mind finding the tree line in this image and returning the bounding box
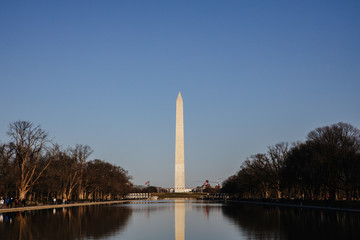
[0,120,132,203]
[221,122,360,201]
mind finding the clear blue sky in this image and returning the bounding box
[1,1,359,188]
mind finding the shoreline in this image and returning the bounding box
[3,198,360,214]
[0,200,129,213]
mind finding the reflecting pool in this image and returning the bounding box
[1,200,360,239]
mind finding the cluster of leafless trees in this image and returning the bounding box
[222,122,360,201]
[0,121,132,202]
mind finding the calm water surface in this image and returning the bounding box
[1,200,360,239]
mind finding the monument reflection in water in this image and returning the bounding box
[175,199,185,240]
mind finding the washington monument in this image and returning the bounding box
[175,92,185,192]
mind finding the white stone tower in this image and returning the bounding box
[175,92,185,192]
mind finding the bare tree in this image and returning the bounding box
[85,159,132,200]
[306,122,360,200]
[41,145,82,200]
[70,144,93,199]
[0,143,16,195]
[7,121,52,200]
[267,142,289,198]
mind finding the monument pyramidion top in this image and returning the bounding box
[177,92,183,102]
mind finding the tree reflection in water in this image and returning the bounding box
[222,203,360,239]
[0,205,132,240]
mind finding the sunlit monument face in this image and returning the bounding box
[175,92,185,192]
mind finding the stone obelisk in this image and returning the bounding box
[175,92,185,192]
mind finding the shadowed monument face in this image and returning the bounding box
[175,92,185,192]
